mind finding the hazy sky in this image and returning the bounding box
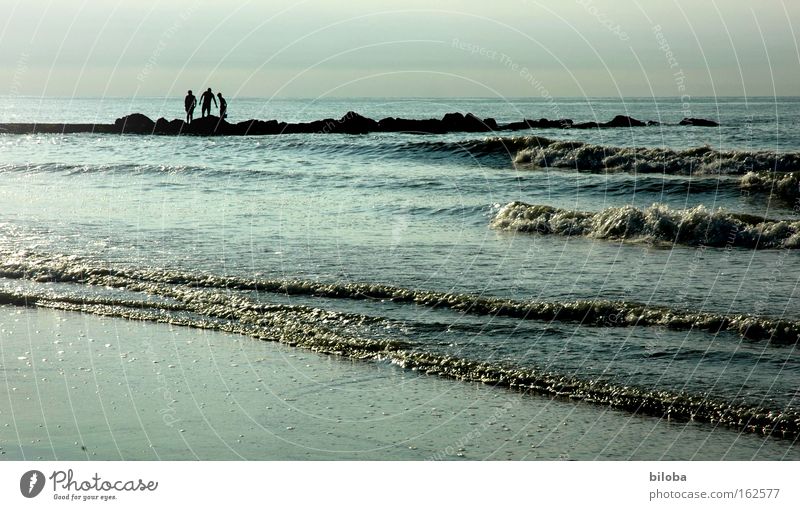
[2,0,798,98]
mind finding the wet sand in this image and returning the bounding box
[1,306,797,460]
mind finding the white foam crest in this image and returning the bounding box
[491,201,800,249]
[514,141,800,175]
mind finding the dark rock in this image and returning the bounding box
[154,117,169,129]
[647,120,660,126]
[2,111,668,136]
[154,117,185,135]
[378,117,445,134]
[463,113,490,132]
[534,118,571,128]
[184,115,230,135]
[441,112,466,127]
[679,117,719,127]
[168,119,186,133]
[377,117,398,131]
[499,118,572,130]
[281,118,340,134]
[440,112,491,132]
[411,119,447,134]
[336,111,380,134]
[233,119,283,135]
[602,115,647,128]
[309,119,338,133]
[115,113,155,134]
[498,120,529,130]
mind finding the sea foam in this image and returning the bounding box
[491,201,800,249]
[1,247,799,438]
[512,139,800,174]
[2,248,799,344]
[0,283,798,440]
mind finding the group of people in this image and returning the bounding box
[184,88,227,124]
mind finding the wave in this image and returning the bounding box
[381,135,800,175]
[512,139,800,175]
[374,135,800,178]
[0,162,217,176]
[575,175,740,196]
[2,249,799,344]
[397,138,800,196]
[398,137,800,200]
[7,137,800,188]
[741,171,800,201]
[491,201,800,249]
[0,277,797,440]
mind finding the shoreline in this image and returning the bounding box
[1,249,798,442]
[1,306,796,460]
[0,112,718,136]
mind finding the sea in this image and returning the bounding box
[1,96,798,459]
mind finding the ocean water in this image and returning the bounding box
[1,96,799,458]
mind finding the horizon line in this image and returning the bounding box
[2,94,800,100]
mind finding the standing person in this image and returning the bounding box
[184,90,197,124]
[217,92,227,119]
[200,88,217,118]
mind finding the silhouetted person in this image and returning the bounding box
[200,87,217,118]
[217,92,227,119]
[184,90,197,124]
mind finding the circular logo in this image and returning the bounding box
[20,470,46,498]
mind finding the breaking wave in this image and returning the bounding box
[396,137,800,197]
[0,162,223,177]
[382,135,800,175]
[741,171,800,201]
[491,201,800,249]
[2,249,799,345]
[1,248,799,438]
[0,277,798,440]
[6,137,800,185]
[512,138,800,175]
[378,135,800,177]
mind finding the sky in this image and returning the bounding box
[2,0,799,98]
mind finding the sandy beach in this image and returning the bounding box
[1,306,796,461]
